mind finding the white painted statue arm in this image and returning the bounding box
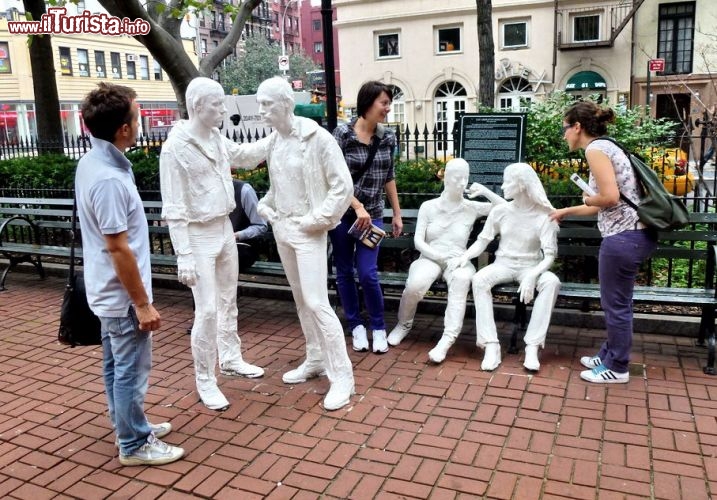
[517,219,559,303]
[466,183,506,206]
[517,250,555,304]
[299,137,352,232]
[226,135,271,170]
[413,205,443,262]
[448,233,491,271]
[159,149,198,286]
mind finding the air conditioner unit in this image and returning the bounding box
[126,54,138,62]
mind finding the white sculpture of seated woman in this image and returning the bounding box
[450,162,561,372]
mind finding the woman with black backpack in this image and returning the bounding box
[550,101,657,384]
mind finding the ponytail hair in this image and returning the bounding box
[563,100,615,137]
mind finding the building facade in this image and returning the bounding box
[0,0,195,143]
[299,0,341,93]
[333,0,716,149]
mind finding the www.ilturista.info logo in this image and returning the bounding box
[7,7,150,36]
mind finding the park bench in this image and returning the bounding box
[367,208,717,374]
[0,197,175,290]
[5,196,717,373]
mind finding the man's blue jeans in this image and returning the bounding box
[100,307,152,455]
[329,215,385,331]
[597,229,657,373]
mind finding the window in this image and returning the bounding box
[436,26,461,53]
[59,47,72,76]
[201,39,207,57]
[126,59,136,80]
[94,51,106,78]
[139,55,149,80]
[573,14,600,42]
[657,2,695,75]
[314,42,323,53]
[153,60,162,80]
[110,52,121,78]
[312,19,321,31]
[0,42,11,74]
[387,85,405,125]
[77,48,90,77]
[497,77,533,112]
[376,32,400,59]
[434,81,467,152]
[502,21,528,49]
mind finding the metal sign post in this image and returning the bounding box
[646,59,665,108]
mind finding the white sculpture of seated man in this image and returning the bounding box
[450,162,560,372]
[386,158,505,363]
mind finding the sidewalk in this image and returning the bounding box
[1,271,716,499]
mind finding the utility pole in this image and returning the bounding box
[321,0,337,132]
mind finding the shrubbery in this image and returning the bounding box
[0,92,676,206]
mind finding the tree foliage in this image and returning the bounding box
[217,34,319,95]
[90,0,264,115]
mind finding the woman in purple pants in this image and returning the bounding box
[551,101,657,384]
[330,81,403,354]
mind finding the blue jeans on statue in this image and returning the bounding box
[329,214,386,332]
[100,307,153,456]
[597,229,657,373]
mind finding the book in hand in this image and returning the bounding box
[570,173,597,196]
[348,219,386,249]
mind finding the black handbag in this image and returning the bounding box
[58,200,102,347]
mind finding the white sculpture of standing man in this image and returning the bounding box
[450,163,560,372]
[387,158,505,363]
[160,77,268,411]
[255,76,355,411]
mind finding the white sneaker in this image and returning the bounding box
[352,325,369,352]
[523,345,540,371]
[428,336,454,364]
[387,321,413,346]
[220,359,265,378]
[115,422,172,447]
[282,361,326,384]
[323,380,355,411]
[197,382,230,411]
[580,364,629,384]
[481,343,502,371]
[580,355,602,369]
[372,329,388,354]
[119,434,185,466]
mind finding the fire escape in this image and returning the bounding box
[556,0,645,50]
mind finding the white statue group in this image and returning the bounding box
[160,75,560,413]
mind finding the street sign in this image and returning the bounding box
[649,58,665,72]
[278,55,290,71]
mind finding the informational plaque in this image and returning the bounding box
[457,113,527,191]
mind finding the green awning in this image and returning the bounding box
[565,71,607,91]
[294,103,325,119]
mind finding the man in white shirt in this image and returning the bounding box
[255,77,355,411]
[160,77,269,411]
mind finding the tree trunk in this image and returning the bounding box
[98,0,263,117]
[476,0,495,109]
[22,0,63,153]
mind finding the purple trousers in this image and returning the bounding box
[597,229,657,373]
[329,214,385,331]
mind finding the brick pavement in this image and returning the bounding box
[1,271,716,499]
